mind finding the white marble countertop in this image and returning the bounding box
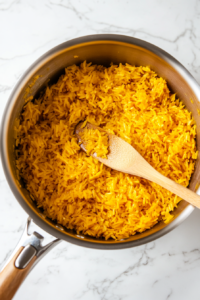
[1,0,200,299]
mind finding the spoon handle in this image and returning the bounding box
[128,160,200,209]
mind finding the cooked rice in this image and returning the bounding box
[15,61,197,240]
[80,127,109,159]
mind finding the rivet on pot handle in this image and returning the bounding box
[0,217,61,300]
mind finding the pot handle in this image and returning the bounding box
[0,217,61,300]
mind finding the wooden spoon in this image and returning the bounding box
[76,122,200,209]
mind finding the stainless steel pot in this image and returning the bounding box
[1,34,200,299]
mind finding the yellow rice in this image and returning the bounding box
[15,61,197,240]
[80,127,109,159]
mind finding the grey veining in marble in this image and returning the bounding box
[1,0,200,299]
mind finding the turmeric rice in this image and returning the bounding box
[79,127,109,159]
[15,61,197,240]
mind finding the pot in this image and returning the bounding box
[1,34,200,299]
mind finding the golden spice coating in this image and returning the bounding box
[80,127,109,159]
[15,61,197,240]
